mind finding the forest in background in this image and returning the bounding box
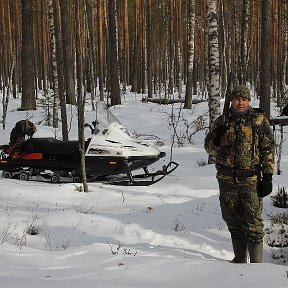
[0,0,287,129]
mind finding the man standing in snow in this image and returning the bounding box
[204,85,275,263]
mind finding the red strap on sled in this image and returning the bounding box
[11,153,42,160]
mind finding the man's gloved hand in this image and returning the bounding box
[257,173,273,198]
[213,125,228,146]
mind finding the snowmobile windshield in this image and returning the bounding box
[93,101,121,134]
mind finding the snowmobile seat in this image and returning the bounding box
[21,138,79,155]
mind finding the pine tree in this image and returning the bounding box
[21,0,36,110]
[108,0,121,106]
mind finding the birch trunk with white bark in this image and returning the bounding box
[184,0,195,109]
[48,0,59,129]
[207,0,221,126]
[240,0,250,84]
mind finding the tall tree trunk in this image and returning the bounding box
[207,0,221,126]
[1,0,14,128]
[175,1,182,98]
[184,0,195,109]
[60,0,76,105]
[39,0,49,94]
[48,0,59,128]
[146,0,152,98]
[259,0,272,119]
[168,0,174,96]
[123,0,129,89]
[140,0,146,94]
[286,1,288,86]
[240,0,250,84]
[2,56,15,130]
[108,0,121,106]
[21,0,36,110]
[218,0,227,91]
[75,0,88,192]
[53,0,69,141]
[85,0,97,101]
[97,0,104,101]
[11,0,20,100]
[283,1,288,99]
[131,1,138,93]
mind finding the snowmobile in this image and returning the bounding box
[0,102,178,185]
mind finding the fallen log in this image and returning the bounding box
[141,98,207,105]
[269,116,288,127]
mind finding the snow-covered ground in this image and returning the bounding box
[0,92,287,288]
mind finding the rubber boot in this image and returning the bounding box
[230,238,248,263]
[248,241,263,263]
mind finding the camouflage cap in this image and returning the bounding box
[230,85,251,101]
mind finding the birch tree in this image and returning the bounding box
[53,0,69,140]
[48,0,68,141]
[48,0,59,128]
[206,0,221,126]
[75,0,88,192]
[240,0,250,84]
[184,0,195,109]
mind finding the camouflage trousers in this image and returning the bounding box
[218,177,264,243]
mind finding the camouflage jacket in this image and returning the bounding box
[204,107,275,180]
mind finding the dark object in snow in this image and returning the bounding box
[269,103,288,127]
[280,104,288,116]
[0,102,178,186]
[9,120,36,145]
